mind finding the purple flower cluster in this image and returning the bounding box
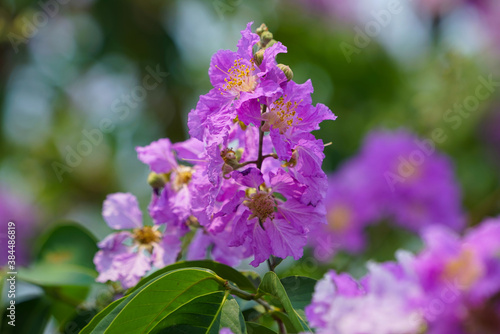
[93,22,335,287]
[305,216,500,334]
[309,129,465,261]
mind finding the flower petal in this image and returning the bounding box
[102,193,143,230]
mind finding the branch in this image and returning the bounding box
[256,105,267,170]
[237,154,278,169]
[225,282,273,311]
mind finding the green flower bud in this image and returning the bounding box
[261,31,273,44]
[147,172,167,190]
[256,23,268,36]
[265,39,277,49]
[277,64,293,81]
[253,49,265,66]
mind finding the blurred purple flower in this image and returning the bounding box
[309,129,464,261]
[0,187,37,267]
[306,217,500,333]
[360,129,465,232]
[305,251,425,334]
[414,218,500,332]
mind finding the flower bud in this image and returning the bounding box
[256,23,268,36]
[147,172,167,190]
[278,64,293,81]
[261,31,273,45]
[265,39,277,48]
[253,49,265,66]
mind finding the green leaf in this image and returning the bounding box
[219,297,247,334]
[18,263,96,287]
[80,297,124,334]
[129,260,258,294]
[83,268,247,334]
[271,311,297,334]
[280,276,316,310]
[257,272,304,333]
[35,223,98,268]
[280,276,317,332]
[246,322,278,334]
[149,292,246,334]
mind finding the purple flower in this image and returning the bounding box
[188,22,287,147]
[413,218,500,332]
[262,79,336,161]
[0,186,37,267]
[305,251,425,334]
[94,193,181,289]
[307,217,500,333]
[135,22,335,268]
[136,138,178,174]
[219,328,234,334]
[199,168,325,267]
[360,129,465,232]
[136,138,204,234]
[308,129,465,261]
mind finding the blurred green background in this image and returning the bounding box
[1,0,499,332]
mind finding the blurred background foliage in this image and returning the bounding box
[1,0,500,332]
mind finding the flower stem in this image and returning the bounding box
[274,316,287,334]
[225,282,273,311]
[267,255,283,272]
[267,258,274,272]
[256,105,267,170]
[237,154,278,169]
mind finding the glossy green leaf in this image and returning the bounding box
[82,268,247,334]
[257,272,304,333]
[149,292,246,334]
[80,297,124,334]
[129,260,257,294]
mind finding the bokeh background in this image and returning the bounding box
[1,0,500,332]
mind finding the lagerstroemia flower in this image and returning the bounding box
[183,22,335,267]
[95,22,335,274]
[362,129,465,232]
[188,22,287,147]
[308,128,465,261]
[306,217,500,334]
[136,138,204,235]
[305,251,425,334]
[414,218,500,333]
[94,193,181,289]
